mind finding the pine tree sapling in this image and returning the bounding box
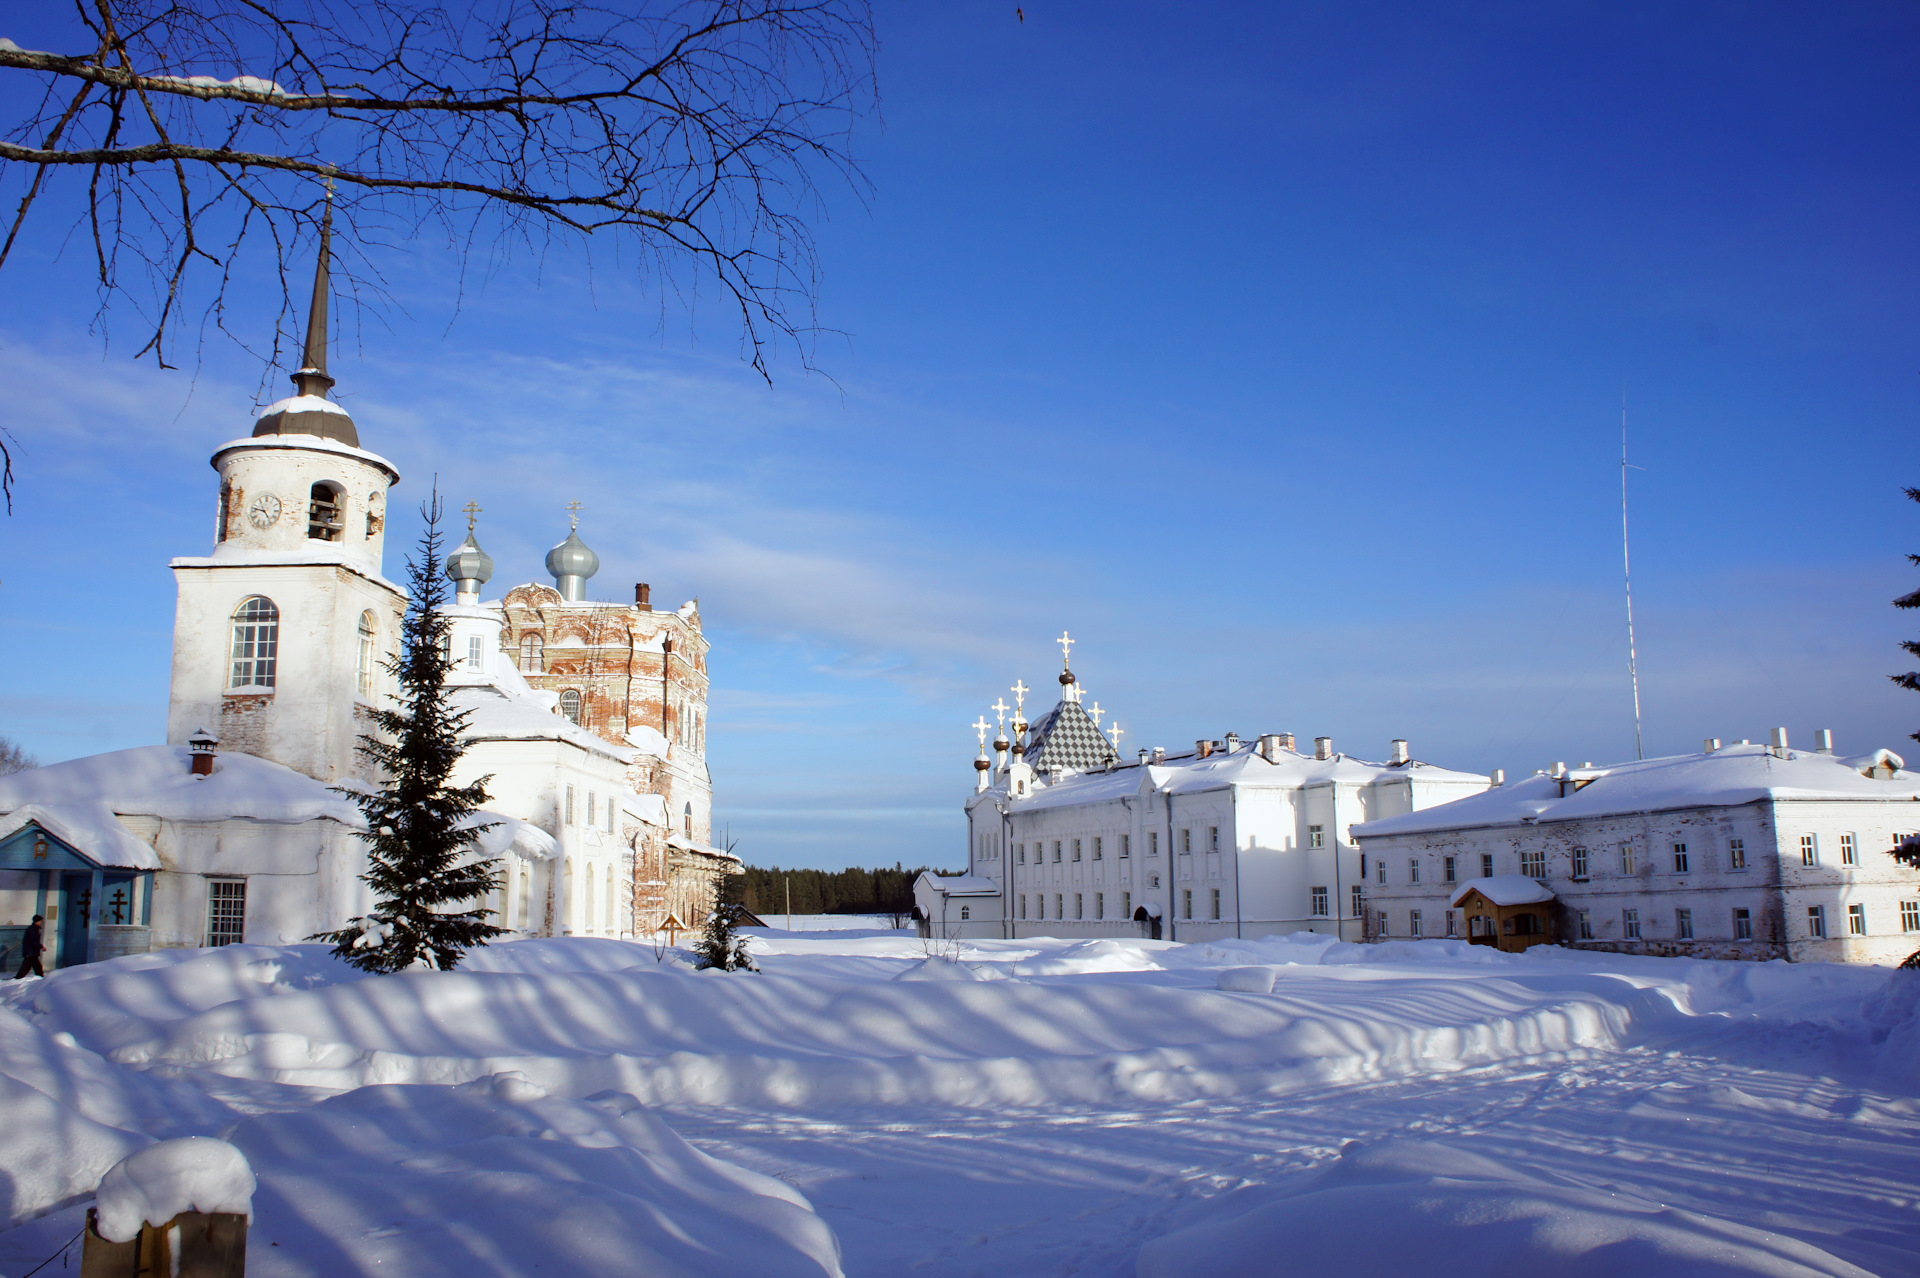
[1892,485,1920,968]
[693,874,758,972]
[315,492,506,972]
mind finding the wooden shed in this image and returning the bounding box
[1451,875,1556,953]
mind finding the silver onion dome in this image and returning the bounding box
[546,528,600,602]
[445,532,495,602]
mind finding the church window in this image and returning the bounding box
[684,803,693,838]
[1148,832,1158,857]
[1074,893,1083,920]
[1409,858,1421,884]
[356,612,377,695]
[1093,836,1103,861]
[520,634,544,672]
[606,798,615,834]
[584,870,596,935]
[1052,840,1061,863]
[565,786,575,824]
[1120,835,1130,858]
[1072,839,1081,862]
[307,482,345,541]
[1019,895,1027,920]
[960,905,970,921]
[1122,891,1131,917]
[1017,843,1025,864]
[587,792,596,828]
[1351,884,1363,918]
[1095,892,1104,918]
[1211,888,1221,920]
[1182,889,1192,920]
[1181,828,1191,854]
[560,689,583,725]
[467,636,484,670]
[1308,825,1324,848]
[1310,886,1328,916]
[228,597,279,689]
[1055,893,1063,919]
[1209,826,1219,852]
[206,879,246,946]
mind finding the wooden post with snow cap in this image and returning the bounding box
[84,1138,253,1277]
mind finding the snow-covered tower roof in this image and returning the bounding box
[1023,698,1120,773]
[546,504,601,602]
[252,200,359,447]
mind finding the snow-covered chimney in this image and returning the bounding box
[1314,737,1332,761]
[189,727,218,777]
[1815,729,1834,754]
[1152,746,1166,765]
[1224,732,1241,753]
[1703,738,1722,753]
[635,583,652,610]
[1138,748,1150,766]
[1390,739,1409,765]
[1257,734,1284,762]
[1491,769,1505,787]
[1770,727,1790,758]
[1195,740,1213,760]
[1551,761,1567,779]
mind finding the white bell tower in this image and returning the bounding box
[166,205,408,783]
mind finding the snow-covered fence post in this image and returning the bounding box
[83,1137,254,1276]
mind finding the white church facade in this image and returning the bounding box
[915,643,1492,942]
[1,224,731,972]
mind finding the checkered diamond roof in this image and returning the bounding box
[1023,697,1118,774]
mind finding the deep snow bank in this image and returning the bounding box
[1136,1138,1872,1278]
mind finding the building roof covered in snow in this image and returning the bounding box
[1451,875,1556,908]
[0,745,363,827]
[1023,698,1119,774]
[914,872,1003,898]
[1354,743,1920,840]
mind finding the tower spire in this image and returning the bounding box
[292,189,336,400]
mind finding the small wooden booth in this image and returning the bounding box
[1451,875,1556,953]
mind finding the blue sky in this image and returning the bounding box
[3,2,1918,870]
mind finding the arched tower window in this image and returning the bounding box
[308,482,344,541]
[356,612,377,696]
[683,802,693,838]
[229,597,280,689]
[217,482,233,542]
[520,634,544,673]
[560,688,582,725]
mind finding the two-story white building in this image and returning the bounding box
[1352,732,1920,964]
[916,654,1490,941]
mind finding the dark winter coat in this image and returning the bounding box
[22,920,43,957]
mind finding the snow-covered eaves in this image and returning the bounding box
[624,792,669,828]
[1355,743,1920,840]
[914,872,1001,897]
[169,543,405,596]
[208,432,399,482]
[0,805,161,870]
[1006,745,1488,812]
[450,685,635,763]
[668,835,741,865]
[0,745,363,827]
[1451,875,1555,908]
[459,811,559,863]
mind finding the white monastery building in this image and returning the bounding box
[1,227,732,972]
[1353,733,1920,964]
[915,637,1491,941]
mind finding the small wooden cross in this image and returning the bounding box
[462,499,482,532]
[566,499,584,530]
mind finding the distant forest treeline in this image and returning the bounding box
[738,864,937,917]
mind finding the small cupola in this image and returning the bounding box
[188,727,219,776]
[545,502,600,602]
[445,501,496,605]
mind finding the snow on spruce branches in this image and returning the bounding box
[315,491,504,972]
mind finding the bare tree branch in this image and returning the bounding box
[0,0,876,506]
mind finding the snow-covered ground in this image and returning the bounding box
[3,931,1918,1276]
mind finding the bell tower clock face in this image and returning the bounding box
[247,493,282,529]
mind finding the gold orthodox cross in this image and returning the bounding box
[973,716,990,746]
[991,698,1009,728]
[566,499,584,530]
[1088,701,1103,726]
[462,499,482,532]
[1057,630,1074,669]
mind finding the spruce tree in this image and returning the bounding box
[315,492,506,972]
[1892,486,1920,968]
[692,874,757,972]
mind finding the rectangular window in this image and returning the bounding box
[1120,835,1131,859]
[1672,843,1689,874]
[1676,908,1693,940]
[1209,827,1220,852]
[1848,904,1866,936]
[1075,893,1084,920]
[1310,886,1329,916]
[1410,909,1423,937]
[1620,843,1636,875]
[1352,884,1364,919]
[1017,843,1025,864]
[1571,846,1589,879]
[1095,892,1104,919]
[1020,895,1028,920]
[607,799,615,834]
[1623,908,1641,940]
[1376,859,1387,884]
[1308,825,1324,848]
[1577,909,1593,941]
[587,792,596,828]
[1733,907,1752,940]
[1072,839,1082,862]
[1807,905,1827,938]
[1053,841,1062,863]
[1149,831,1159,857]
[1903,901,1920,933]
[565,786,575,825]
[206,879,247,947]
[1728,838,1746,870]
[1378,909,1390,936]
[1182,889,1193,920]
[1123,891,1131,918]
[1801,834,1818,867]
[467,635,483,669]
[1445,909,1457,937]
[1444,855,1457,883]
[1409,858,1421,884]
[1520,849,1545,878]
[1056,893,1064,919]
[1481,853,1495,878]
[1182,829,1192,854]
[1841,833,1857,866]
[1093,836,1103,861]
[1211,888,1221,920]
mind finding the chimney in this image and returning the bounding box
[635,582,652,610]
[1552,761,1567,779]
[1770,727,1790,757]
[188,727,219,776]
[1390,739,1409,765]
[1815,729,1834,754]
[1314,736,1332,761]
[1138,748,1150,766]
[1152,746,1166,765]
[1491,768,1505,787]
[1224,732,1240,753]
[1703,738,1721,753]
[1278,732,1296,752]
[1256,733,1283,762]
[1195,740,1213,759]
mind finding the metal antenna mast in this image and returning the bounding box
[1621,396,1645,760]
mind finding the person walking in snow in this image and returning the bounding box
[13,915,45,979]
